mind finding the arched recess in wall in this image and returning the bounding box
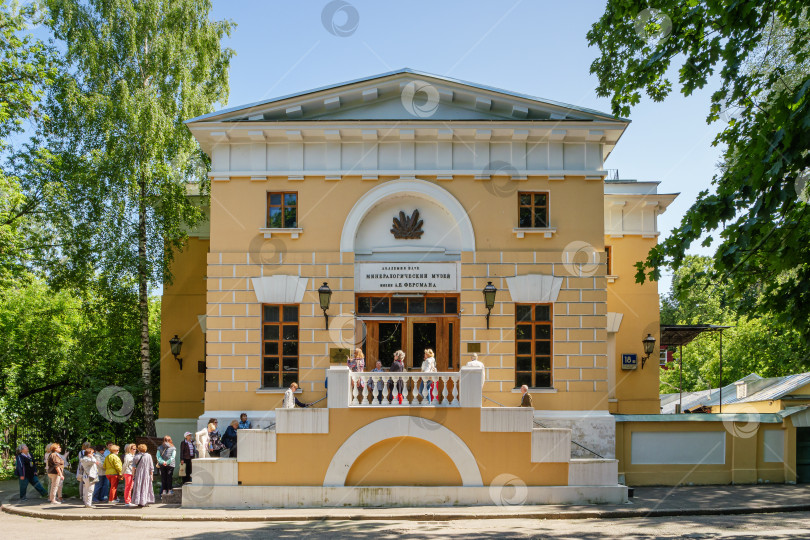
[339,178,476,254]
[323,416,483,487]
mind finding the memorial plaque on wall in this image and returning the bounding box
[355,262,460,292]
[330,348,350,363]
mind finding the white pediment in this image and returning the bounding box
[187,69,624,125]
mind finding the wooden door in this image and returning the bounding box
[363,320,405,369]
[406,317,459,371]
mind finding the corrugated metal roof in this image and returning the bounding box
[745,372,810,403]
[660,372,810,413]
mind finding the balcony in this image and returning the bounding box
[329,366,483,409]
[348,371,460,406]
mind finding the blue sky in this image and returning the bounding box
[211,0,723,293]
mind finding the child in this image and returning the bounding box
[103,444,123,502]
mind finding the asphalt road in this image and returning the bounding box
[2,510,810,538]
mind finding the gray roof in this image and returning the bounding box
[661,372,810,413]
[186,68,626,124]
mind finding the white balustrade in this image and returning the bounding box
[349,371,462,407]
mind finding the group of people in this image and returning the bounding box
[204,413,252,457]
[345,347,442,404]
[14,432,201,509]
[75,436,181,508]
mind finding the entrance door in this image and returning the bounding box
[411,320,437,370]
[407,317,459,371]
[364,320,404,368]
[357,294,459,371]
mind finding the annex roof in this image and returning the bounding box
[660,324,731,348]
[661,372,810,414]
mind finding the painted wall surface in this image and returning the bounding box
[159,236,208,418]
[616,420,791,486]
[237,408,569,487]
[345,436,463,486]
[203,174,610,412]
[605,236,662,414]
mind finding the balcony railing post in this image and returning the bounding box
[327,366,350,409]
[459,366,483,408]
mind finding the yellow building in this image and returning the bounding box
[159,69,687,507]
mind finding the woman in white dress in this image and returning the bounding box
[420,349,437,403]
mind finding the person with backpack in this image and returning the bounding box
[15,444,47,501]
[78,447,100,508]
[207,419,225,457]
[156,436,176,496]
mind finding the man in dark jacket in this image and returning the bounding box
[181,432,198,484]
[222,420,239,458]
[15,444,47,501]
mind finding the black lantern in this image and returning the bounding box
[169,334,183,370]
[318,282,332,329]
[482,281,497,329]
[641,333,656,369]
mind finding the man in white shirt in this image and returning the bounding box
[464,353,486,387]
[283,382,309,409]
[465,353,484,369]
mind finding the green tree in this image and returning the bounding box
[0,276,161,470]
[45,0,233,434]
[660,256,810,394]
[0,0,57,280]
[588,2,810,337]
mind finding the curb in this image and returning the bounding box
[3,502,810,522]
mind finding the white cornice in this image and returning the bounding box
[209,170,607,180]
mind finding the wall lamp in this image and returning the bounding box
[169,334,183,370]
[641,333,657,369]
[482,281,497,329]
[318,282,332,329]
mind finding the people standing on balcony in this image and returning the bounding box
[389,350,406,404]
[283,381,310,408]
[369,360,385,403]
[421,349,438,402]
[348,348,365,397]
[130,444,155,508]
[238,413,252,429]
[348,348,365,372]
[520,385,533,407]
[207,419,225,457]
[222,420,239,458]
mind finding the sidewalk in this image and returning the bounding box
[2,484,809,521]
